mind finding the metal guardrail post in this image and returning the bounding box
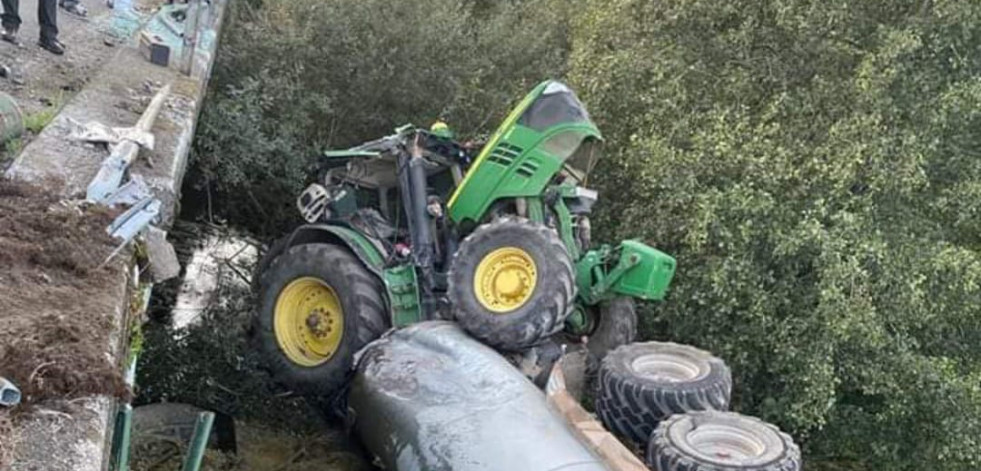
[180,411,215,471]
[181,0,203,76]
[111,404,134,471]
[86,84,171,203]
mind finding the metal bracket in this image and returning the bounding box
[383,264,423,328]
[104,174,152,207]
[589,253,641,301]
[108,196,162,242]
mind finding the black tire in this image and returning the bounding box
[448,217,575,350]
[596,342,732,446]
[586,297,637,362]
[254,243,387,396]
[251,236,290,294]
[647,411,801,471]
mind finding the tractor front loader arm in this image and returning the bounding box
[575,241,676,306]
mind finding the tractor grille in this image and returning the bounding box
[487,143,524,167]
[516,160,540,178]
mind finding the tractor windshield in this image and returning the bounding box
[519,82,602,182]
[518,82,592,131]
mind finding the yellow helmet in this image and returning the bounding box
[430,120,454,139]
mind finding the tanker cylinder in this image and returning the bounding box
[348,322,609,471]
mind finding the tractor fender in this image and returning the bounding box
[282,223,388,278]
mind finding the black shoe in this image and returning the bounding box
[1,28,21,47]
[38,37,65,55]
[60,2,88,17]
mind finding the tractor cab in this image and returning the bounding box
[304,81,605,230]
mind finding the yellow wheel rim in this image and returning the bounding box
[274,277,344,367]
[473,247,538,313]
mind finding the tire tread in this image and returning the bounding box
[253,243,387,396]
[596,342,733,446]
[646,411,801,471]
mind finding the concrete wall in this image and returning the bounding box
[4,1,229,469]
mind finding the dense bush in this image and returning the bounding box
[191,0,981,469]
[191,0,572,234]
[570,1,981,469]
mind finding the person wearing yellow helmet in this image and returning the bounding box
[430,120,454,140]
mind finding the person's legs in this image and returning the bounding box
[37,0,63,54]
[38,0,57,40]
[1,0,21,33]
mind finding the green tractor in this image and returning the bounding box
[253,81,677,394]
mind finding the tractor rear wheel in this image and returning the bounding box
[254,243,387,396]
[448,217,575,351]
[596,342,732,446]
[647,411,801,471]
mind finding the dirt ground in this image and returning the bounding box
[0,178,130,465]
[0,0,117,151]
[0,0,167,165]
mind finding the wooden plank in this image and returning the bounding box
[547,359,651,471]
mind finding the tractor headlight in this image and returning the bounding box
[297,183,331,223]
[565,186,598,214]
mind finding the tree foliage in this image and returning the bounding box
[192,0,572,234]
[569,1,981,469]
[192,0,981,469]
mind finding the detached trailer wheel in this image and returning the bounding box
[254,243,387,396]
[596,342,732,445]
[448,217,575,350]
[647,411,801,471]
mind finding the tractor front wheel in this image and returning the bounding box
[448,217,575,351]
[582,297,638,363]
[254,243,387,396]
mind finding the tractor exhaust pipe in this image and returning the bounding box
[398,138,437,302]
[408,157,434,268]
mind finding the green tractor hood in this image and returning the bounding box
[448,81,604,224]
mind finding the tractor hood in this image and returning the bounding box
[448,80,605,224]
[516,81,604,177]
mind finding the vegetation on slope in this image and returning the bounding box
[192,1,981,469]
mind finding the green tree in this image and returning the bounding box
[569,0,981,469]
[191,0,573,234]
[191,0,981,468]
